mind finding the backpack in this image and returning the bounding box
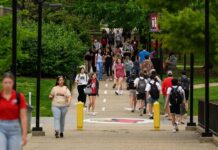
[127,74,136,90]
[149,82,160,100]
[137,78,146,94]
[180,77,190,90]
[169,87,184,105]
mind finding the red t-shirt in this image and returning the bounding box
[0,90,27,120]
[162,77,173,96]
[91,79,97,94]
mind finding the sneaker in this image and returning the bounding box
[149,116,154,119]
[60,133,64,138]
[143,109,147,114]
[120,90,123,95]
[55,131,59,138]
[112,84,116,89]
[131,110,135,113]
[115,91,119,95]
[175,125,179,132]
[172,128,177,133]
[92,112,96,116]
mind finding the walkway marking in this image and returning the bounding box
[84,118,153,125]
[101,107,106,111]
[105,83,108,87]
[104,90,108,94]
[103,98,107,103]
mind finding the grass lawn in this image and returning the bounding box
[193,86,218,115]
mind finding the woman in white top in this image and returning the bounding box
[95,49,104,80]
[75,67,89,105]
[49,76,72,138]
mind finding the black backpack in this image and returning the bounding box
[169,87,184,105]
[180,77,190,90]
[149,82,160,100]
[127,75,136,90]
[137,78,146,94]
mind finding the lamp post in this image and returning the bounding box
[32,0,44,135]
[202,0,212,137]
[32,0,62,136]
[187,53,196,127]
[12,0,17,89]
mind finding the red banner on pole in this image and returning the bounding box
[150,13,159,32]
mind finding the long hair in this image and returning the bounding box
[55,75,67,86]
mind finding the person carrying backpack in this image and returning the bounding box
[179,71,190,124]
[146,74,161,119]
[165,78,187,133]
[127,71,137,112]
[134,71,147,116]
[0,73,27,150]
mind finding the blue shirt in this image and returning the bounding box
[138,50,150,64]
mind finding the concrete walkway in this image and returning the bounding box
[194,83,218,89]
[24,81,217,150]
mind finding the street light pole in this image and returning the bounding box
[202,0,212,137]
[12,0,17,89]
[32,0,44,135]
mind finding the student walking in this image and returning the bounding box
[146,74,161,119]
[124,56,133,78]
[134,71,147,116]
[162,70,173,119]
[0,73,27,150]
[165,78,187,133]
[127,71,137,112]
[114,58,126,95]
[87,73,99,116]
[49,76,72,138]
[95,49,104,81]
[179,71,190,124]
[105,47,113,81]
[75,67,89,105]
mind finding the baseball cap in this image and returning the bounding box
[167,70,173,76]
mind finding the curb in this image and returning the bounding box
[196,126,218,147]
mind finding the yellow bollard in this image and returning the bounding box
[77,102,84,130]
[153,101,160,130]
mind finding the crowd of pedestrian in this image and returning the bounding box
[81,29,189,133]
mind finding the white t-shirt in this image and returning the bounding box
[50,86,71,107]
[134,77,147,94]
[167,86,186,104]
[75,73,89,85]
[145,80,161,92]
[96,54,103,62]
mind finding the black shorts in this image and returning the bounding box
[137,93,146,101]
[184,90,189,100]
[88,93,97,96]
[170,104,181,115]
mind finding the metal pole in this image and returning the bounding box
[148,32,151,52]
[32,0,43,132]
[202,0,212,137]
[187,53,196,126]
[160,44,163,80]
[184,53,187,71]
[12,0,17,89]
